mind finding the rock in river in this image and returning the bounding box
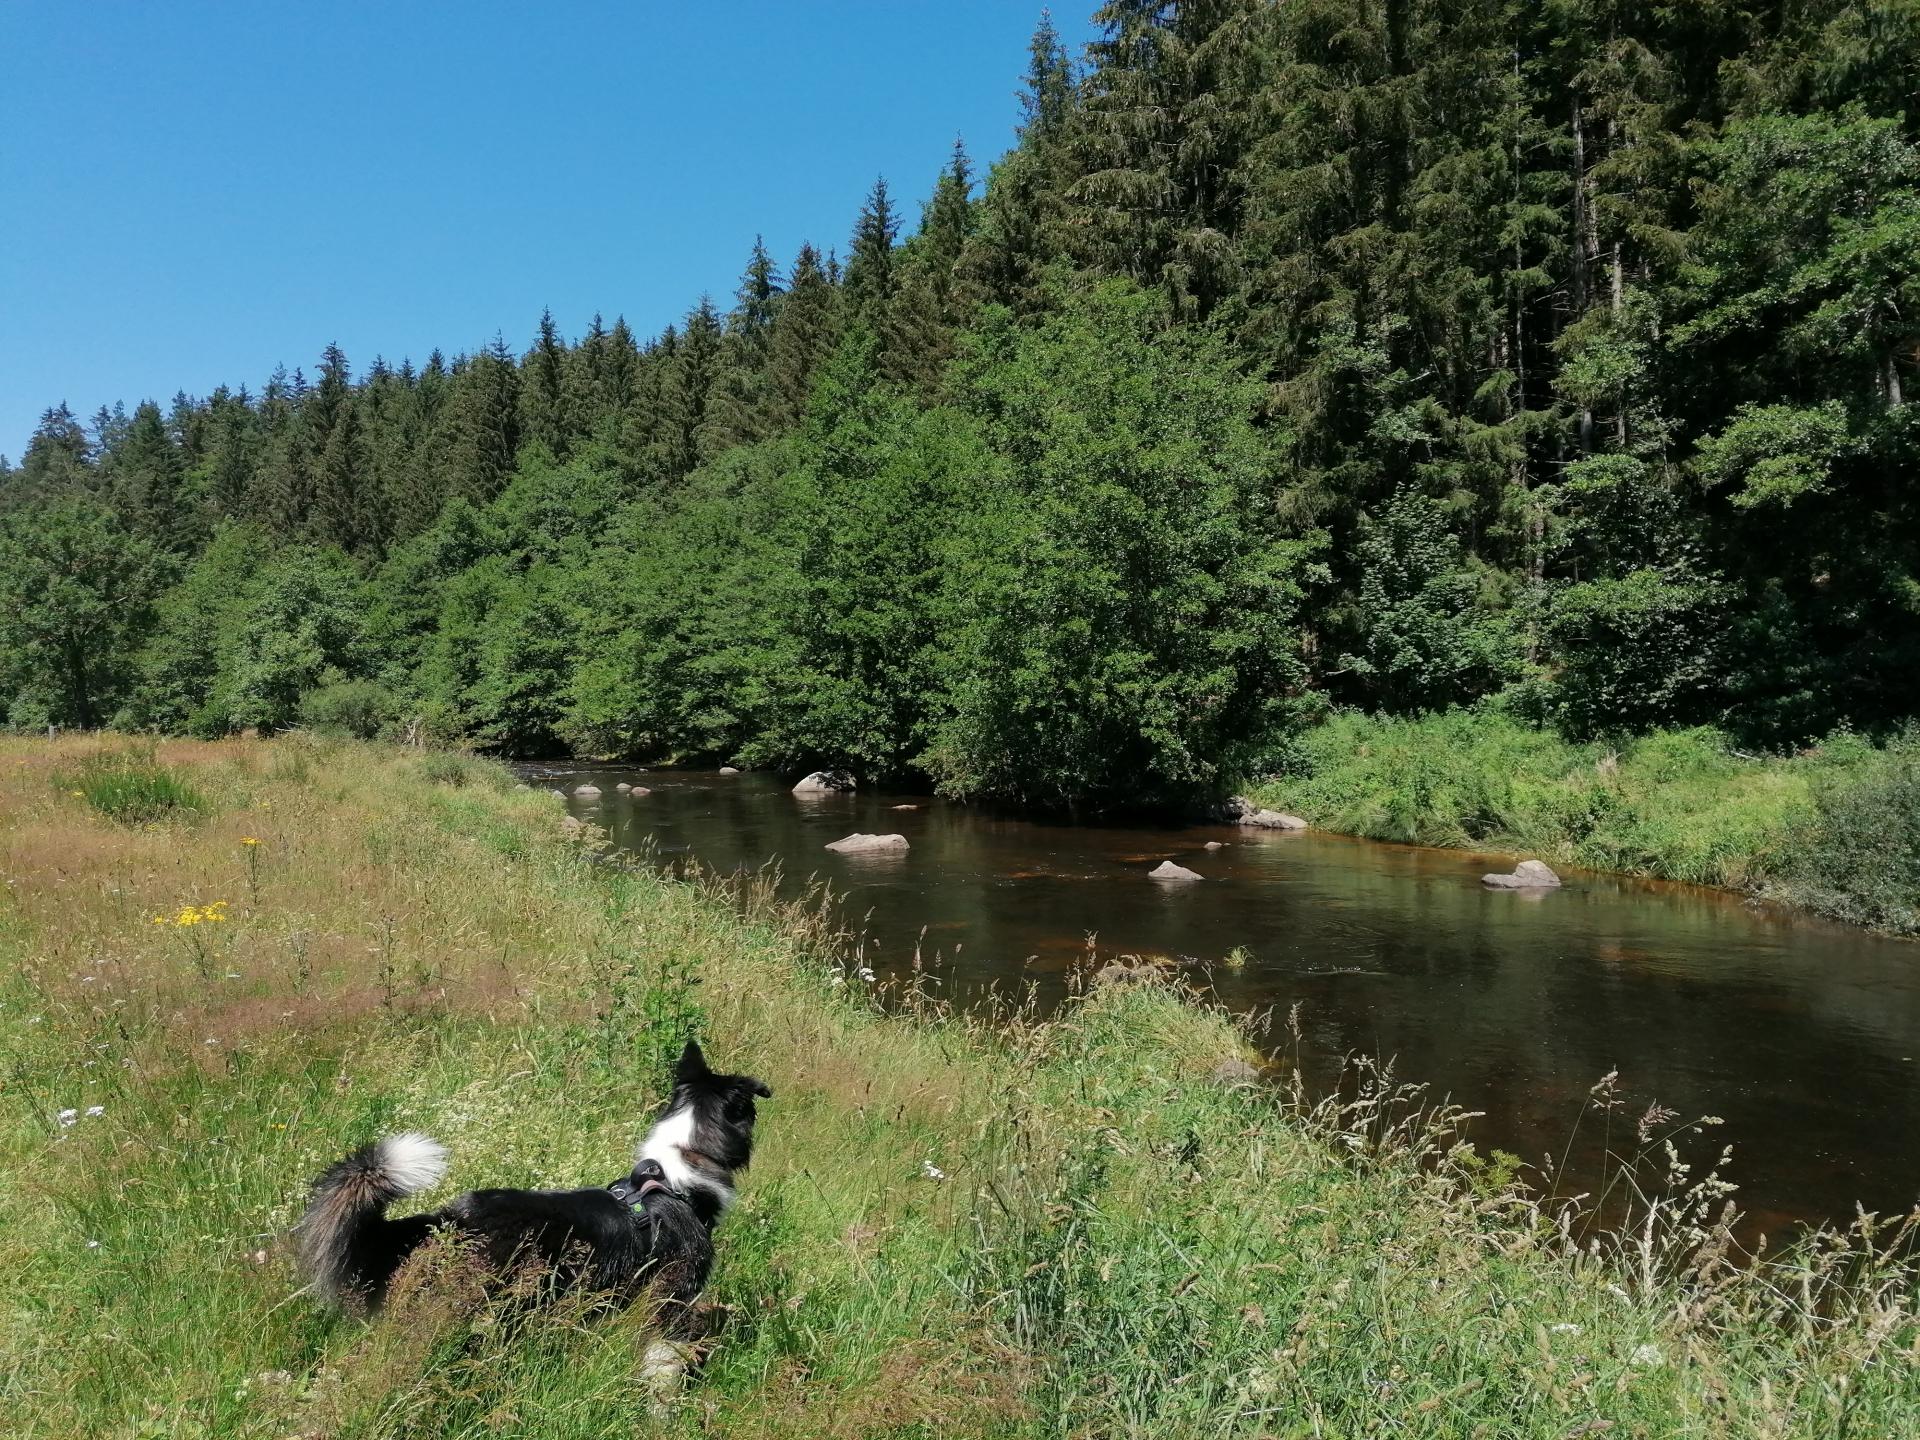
[793,769,856,795]
[1482,859,1562,889]
[1150,860,1204,881]
[573,784,602,799]
[1241,808,1307,830]
[616,782,631,793]
[826,832,909,854]
[718,766,741,775]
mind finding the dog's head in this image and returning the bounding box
[636,1041,772,1224]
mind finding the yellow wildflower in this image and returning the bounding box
[241,837,260,847]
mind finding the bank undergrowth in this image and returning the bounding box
[1249,708,1920,935]
[1,736,1915,1437]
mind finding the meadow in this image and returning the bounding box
[1,735,1915,1437]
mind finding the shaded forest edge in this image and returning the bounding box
[5,5,1919,920]
[3,734,1916,1437]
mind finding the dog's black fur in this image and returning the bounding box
[296,1041,770,1321]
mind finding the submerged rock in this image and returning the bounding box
[616,782,631,793]
[1210,1057,1261,1086]
[1203,840,1226,851]
[628,786,652,797]
[1241,809,1307,830]
[825,832,909,854]
[1093,960,1160,986]
[1150,860,1204,881]
[793,768,856,795]
[574,784,602,799]
[1482,859,1562,889]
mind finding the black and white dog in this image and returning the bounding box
[296,1040,770,1351]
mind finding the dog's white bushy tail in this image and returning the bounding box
[297,1132,447,1307]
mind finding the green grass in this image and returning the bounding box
[49,744,209,825]
[1249,708,1920,931]
[1,736,1915,1437]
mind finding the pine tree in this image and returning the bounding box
[109,400,192,549]
[843,178,900,336]
[302,343,372,549]
[16,403,93,499]
[667,296,724,472]
[704,238,787,451]
[519,308,576,459]
[439,336,521,506]
[766,243,843,427]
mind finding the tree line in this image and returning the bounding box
[4,1,1917,807]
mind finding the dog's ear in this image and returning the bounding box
[746,1076,772,1100]
[675,1039,710,1084]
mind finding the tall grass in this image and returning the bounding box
[1250,708,1920,928]
[0,736,1914,1437]
[49,743,208,825]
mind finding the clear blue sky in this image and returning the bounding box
[0,2,1095,460]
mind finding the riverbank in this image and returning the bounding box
[1246,708,1920,935]
[3,736,1915,1437]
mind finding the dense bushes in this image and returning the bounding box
[1770,731,1920,933]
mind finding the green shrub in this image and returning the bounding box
[296,676,398,739]
[1771,732,1920,933]
[52,748,207,825]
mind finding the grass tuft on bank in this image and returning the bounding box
[1250,707,1920,933]
[1,735,1915,1437]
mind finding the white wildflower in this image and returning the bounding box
[85,1239,100,1250]
[1630,1344,1664,1368]
[56,1108,77,1128]
[857,966,876,983]
[85,1105,104,1118]
[1550,1323,1582,1336]
[922,1160,947,1181]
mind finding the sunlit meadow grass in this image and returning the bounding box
[0,736,1914,1437]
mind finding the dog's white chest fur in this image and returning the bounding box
[638,1105,734,1210]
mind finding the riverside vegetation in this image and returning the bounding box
[2,735,1918,1437]
[5,1,1920,929]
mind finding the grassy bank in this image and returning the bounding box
[2,737,1915,1437]
[1249,709,1920,934]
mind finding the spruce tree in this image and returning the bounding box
[843,177,899,336]
[519,308,576,459]
[766,243,843,427]
[110,400,192,550]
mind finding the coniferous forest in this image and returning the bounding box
[5,1,1919,812]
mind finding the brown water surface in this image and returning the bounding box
[545,766,1920,1241]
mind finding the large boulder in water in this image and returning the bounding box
[825,832,908,854]
[1482,859,1562,889]
[718,766,741,776]
[1150,860,1204,881]
[1241,808,1307,830]
[793,768,856,795]
[573,784,602,800]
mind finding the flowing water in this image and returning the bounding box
[542,765,1920,1242]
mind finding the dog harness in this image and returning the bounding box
[605,1172,674,1216]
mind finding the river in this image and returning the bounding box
[539,765,1920,1243]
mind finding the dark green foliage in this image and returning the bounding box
[297,677,400,739]
[1545,567,1726,739]
[0,497,169,728]
[925,286,1315,806]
